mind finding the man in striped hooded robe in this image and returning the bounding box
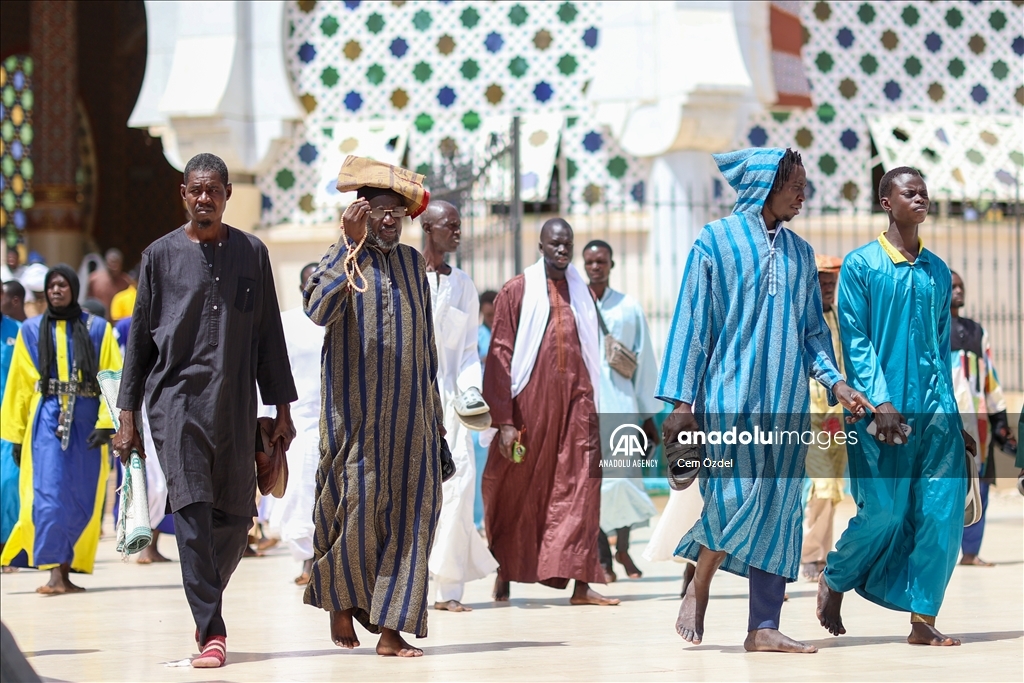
[303,157,443,658]
[659,148,872,653]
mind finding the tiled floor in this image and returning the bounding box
[2,490,1021,682]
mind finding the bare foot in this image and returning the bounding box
[137,544,171,564]
[816,573,845,636]
[570,581,620,606]
[330,609,360,649]
[743,628,818,653]
[2,566,18,573]
[615,550,642,579]
[959,554,995,567]
[36,566,84,594]
[257,537,278,552]
[493,577,510,602]
[675,577,702,644]
[908,623,961,646]
[603,567,617,584]
[376,629,423,657]
[434,600,472,612]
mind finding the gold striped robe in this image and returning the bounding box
[302,240,443,637]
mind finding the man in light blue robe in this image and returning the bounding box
[817,166,973,647]
[659,148,871,653]
[583,240,661,582]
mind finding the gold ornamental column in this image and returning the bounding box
[27,0,82,267]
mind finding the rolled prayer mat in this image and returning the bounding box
[117,452,153,556]
[97,370,153,557]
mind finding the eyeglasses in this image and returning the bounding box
[368,207,408,219]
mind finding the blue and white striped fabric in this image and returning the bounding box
[657,147,844,580]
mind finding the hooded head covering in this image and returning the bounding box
[711,147,787,217]
[710,147,791,296]
[336,155,431,218]
[38,265,98,395]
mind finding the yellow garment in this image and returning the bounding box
[806,307,846,504]
[110,285,137,321]
[0,320,121,573]
[877,231,925,265]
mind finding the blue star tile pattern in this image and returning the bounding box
[840,129,859,150]
[630,180,645,204]
[390,37,409,58]
[884,80,902,101]
[299,142,319,165]
[298,42,316,63]
[836,27,855,48]
[437,86,457,107]
[533,81,553,102]
[582,130,603,152]
[582,26,599,48]
[971,84,989,103]
[485,31,505,53]
[748,125,768,147]
[925,32,942,52]
[344,90,364,111]
[344,0,361,8]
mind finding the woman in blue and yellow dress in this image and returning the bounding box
[0,265,121,593]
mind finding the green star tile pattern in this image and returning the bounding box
[509,4,528,27]
[321,15,339,36]
[508,56,528,78]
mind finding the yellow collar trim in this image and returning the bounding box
[877,232,924,264]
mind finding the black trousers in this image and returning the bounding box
[173,503,251,643]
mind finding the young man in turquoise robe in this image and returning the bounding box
[660,148,873,653]
[817,166,976,647]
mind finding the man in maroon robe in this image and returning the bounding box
[482,218,618,606]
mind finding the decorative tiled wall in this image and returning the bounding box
[747,0,1023,208]
[259,1,1023,225]
[259,0,648,226]
[0,56,34,246]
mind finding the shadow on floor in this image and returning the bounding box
[228,649,358,663]
[227,641,567,662]
[811,630,1024,649]
[688,630,1024,653]
[423,640,568,656]
[7,584,180,596]
[477,594,672,608]
[25,649,101,657]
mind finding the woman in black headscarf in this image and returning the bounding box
[0,264,122,593]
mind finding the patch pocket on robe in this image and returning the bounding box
[442,306,469,350]
[234,277,257,313]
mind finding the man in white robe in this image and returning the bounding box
[264,263,325,583]
[583,241,662,581]
[421,201,498,611]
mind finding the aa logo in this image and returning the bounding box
[609,424,649,458]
